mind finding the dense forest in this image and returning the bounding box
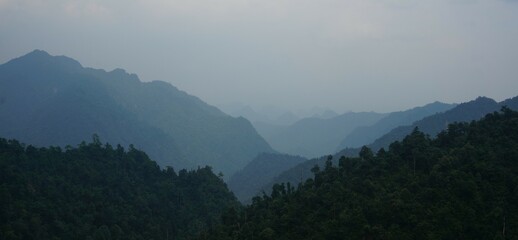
[0,136,239,240]
[198,108,518,239]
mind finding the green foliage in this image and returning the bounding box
[199,109,518,239]
[0,138,239,240]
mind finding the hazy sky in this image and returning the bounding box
[1,0,517,113]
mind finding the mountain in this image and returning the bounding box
[313,109,339,119]
[364,96,512,153]
[243,102,453,195]
[264,96,518,192]
[199,108,518,239]
[0,50,273,176]
[258,112,387,158]
[0,137,239,239]
[500,96,518,112]
[227,153,307,203]
[336,101,456,150]
[220,104,302,126]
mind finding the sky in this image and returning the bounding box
[1,0,518,113]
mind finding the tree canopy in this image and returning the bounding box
[198,108,518,239]
[0,137,239,240]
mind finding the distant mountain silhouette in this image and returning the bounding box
[336,101,455,150]
[221,104,301,126]
[262,96,518,193]
[227,153,307,203]
[0,50,273,176]
[363,96,508,153]
[313,109,339,119]
[257,112,387,158]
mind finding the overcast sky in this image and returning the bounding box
[1,0,517,113]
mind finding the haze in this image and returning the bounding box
[1,0,517,113]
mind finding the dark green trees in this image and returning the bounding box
[199,108,518,239]
[0,137,239,240]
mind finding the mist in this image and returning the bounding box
[1,0,517,113]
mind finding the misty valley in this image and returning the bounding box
[1,50,518,240]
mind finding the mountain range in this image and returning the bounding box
[256,111,387,158]
[256,96,518,197]
[0,50,273,176]
[253,102,455,159]
[199,108,518,239]
[336,101,455,150]
[229,101,455,200]
[361,96,517,153]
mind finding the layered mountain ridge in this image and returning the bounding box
[256,111,387,158]
[257,96,518,196]
[0,50,273,176]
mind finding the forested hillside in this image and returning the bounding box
[365,96,513,153]
[267,96,518,190]
[199,108,518,239]
[0,137,239,240]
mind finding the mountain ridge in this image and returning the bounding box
[257,111,387,158]
[198,108,518,239]
[258,96,518,196]
[336,101,456,150]
[0,50,273,176]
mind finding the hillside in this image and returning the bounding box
[0,50,273,176]
[236,102,453,201]
[263,96,518,193]
[199,108,518,239]
[365,96,509,152]
[227,153,307,203]
[0,137,239,240]
[336,101,455,150]
[257,112,387,158]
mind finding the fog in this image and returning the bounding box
[1,0,517,113]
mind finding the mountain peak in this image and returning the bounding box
[474,96,495,102]
[26,49,51,57]
[107,68,140,82]
[110,68,128,75]
[6,49,83,71]
[0,50,273,177]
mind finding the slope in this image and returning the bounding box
[365,96,506,152]
[0,137,239,240]
[227,153,307,203]
[261,112,387,158]
[199,108,518,239]
[336,101,455,150]
[264,96,518,193]
[0,50,273,176]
